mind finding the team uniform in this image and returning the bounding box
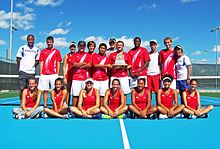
[106,48,117,57]
[109,51,131,94]
[16,44,40,88]
[185,89,198,110]
[133,88,151,110]
[52,90,65,110]
[159,49,177,89]
[12,89,44,118]
[160,88,174,109]
[128,47,150,88]
[176,55,191,91]
[87,53,95,78]
[92,53,109,96]
[64,52,75,91]
[82,89,97,110]
[108,89,121,111]
[71,52,91,96]
[147,51,160,92]
[38,48,62,90]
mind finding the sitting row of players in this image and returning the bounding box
[12,75,214,119]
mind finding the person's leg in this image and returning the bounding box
[28,106,44,118]
[100,107,108,114]
[116,106,128,117]
[88,108,101,115]
[128,105,141,116]
[70,106,83,117]
[183,107,195,115]
[44,108,63,118]
[43,91,48,107]
[198,105,214,116]
[173,104,185,116]
[12,107,24,116]
[70,80,83,106]
[146,106,158,115]
[99,80,109,106]
[38,75,50,107]
[58,104,69,115]
[157,106,168,115]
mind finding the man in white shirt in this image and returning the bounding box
[16,34,40,100]
[174,45,192,104]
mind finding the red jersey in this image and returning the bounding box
[87,53,95,78]
[83,89,96,110]
[72,52,92,80]
[24,89,36,108]
[128,47,150,76]
[161,88,174,109]
[108,89,121,111]
[134,88,150,110]
[53,90,63,110]
[159,49,176,79]
[92,53,109,81]
[185,89,198,110]
[109,51,131,77]
[65,52,74,80]
[39,48,62,75]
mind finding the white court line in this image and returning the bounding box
[201,98,220,104]
[119,119,130,149]
[0,100,20,104]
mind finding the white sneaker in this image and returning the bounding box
[15,114,25,119]
[175,113,184,118]
[159,114,168,119]
[189,114,197,119]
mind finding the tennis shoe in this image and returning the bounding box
[101,114,111,119]
[117,114,126,119]
[159,114,168,119]
[62,114,69,119]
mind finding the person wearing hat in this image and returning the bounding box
[63,41,76,105]
[70,78,101,118]
[157,74,185,119]
[174,45,192,104]
[159,37,177,89]
[147,40,160,98]
[128,37,150,88]
[87,41,96,78]
[106,37,117,57]
[71,41,92,107]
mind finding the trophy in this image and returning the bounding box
[113,53,127,68]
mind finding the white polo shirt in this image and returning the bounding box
[16,44,40,74]
[176,55,191,80]
[147,52,160,76]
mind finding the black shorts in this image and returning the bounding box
[19,71,35,89]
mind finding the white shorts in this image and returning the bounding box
[93,80,109,96]
[130,76,148,88]
[70,80,85,96]
[110,76,130,94]
[38,74,58,91]
[161,79,176,89]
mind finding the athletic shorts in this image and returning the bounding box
[147,74,160,92]
[176,80,189,91]
[161,79,176,89]
[38,74,58,91]
[130,76,147,88]
[93,80,109,96]
[110,76,130,94]
[70,80,85,96]
[19,71,35,89]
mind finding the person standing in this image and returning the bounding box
[37,36,62,107]
[106,38,117,57]
[16,34,40,102]
[128,37,150,88]
[174,45,192,104]
[159,37,177,89]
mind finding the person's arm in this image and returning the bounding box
[196,91,201,110]
[134,60,149,77]
[63,55,68,84]
[186,65,192,84]
[60,89,68,108]
[157,89,169,112]
[21,89,28,115]
[103,89,112,113]
[39,62,43,75]
[27,90,42,115]
[77,90,87,116]
[56,61,60,74]
[51,91,58,112]
[143,89,151,113]
[170,89,178,111]
[131,89,141,111]
[34,60,39,67]
[183,91,197,112]
[17,57,21,66]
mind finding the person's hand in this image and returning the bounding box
[64,78,67,85]
[167,110,174,117]
[194,110,200,116]
[133,71,140,77]
[140,110,145,118]
[82,110,87,117]
[108,111,114,118]
[25,111,31,117]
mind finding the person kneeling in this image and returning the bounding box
[157,75,184,119]
[182,79,214,119]
[70,78,101,119]
[44,78,69,119]
[128,78,157,119]
[100,79,128,119]
[12,78,43,119]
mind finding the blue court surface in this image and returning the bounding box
[0,95,220,149]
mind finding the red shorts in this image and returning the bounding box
[147,74,160,92]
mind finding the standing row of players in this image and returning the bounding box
[14,35,213,119]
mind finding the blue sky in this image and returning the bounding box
[0,0,220,63]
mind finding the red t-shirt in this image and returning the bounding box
[87,52,95,78]
[65,52,74,80]
[92,53,109,81]
[185,89,198,110]
[83,89,97,110]
[134,88,150,110]
[39,48,62,75]
[108,89,121,111]
[52,90,63,110]
[161,88,174,109]
[24,89,36,108]
[159,49,176,78]
[109,51,131,77]
[128,47,150,76]
[72,52,92,80]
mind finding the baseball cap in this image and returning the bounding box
[85,78,94,84]
[109,38,116,43]
[174,45,182,50]
[149,40,157,44]
[69,41,76,48]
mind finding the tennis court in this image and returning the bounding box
[0,95,220,149]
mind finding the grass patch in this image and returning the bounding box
[200,92,220,98]
[0,91,19,98]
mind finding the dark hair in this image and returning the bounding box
[117,41,124,46]
[134,37,141,42]
[138,78,146,85]
[78,41,86,46]
[164,37,172,43]
[27,34,34,40]
[112,78,120,85]
[87,41,96,48]
[190,79,198,84]
[46,36,54,42]
[54,77,64,92]
[99,43,107,49]
[162,74,173,82]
